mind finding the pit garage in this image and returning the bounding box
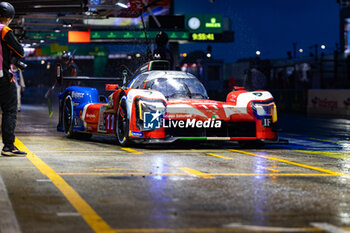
[1,1,350,233]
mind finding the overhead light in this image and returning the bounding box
[116,2,128,8]
[136,53,141,58]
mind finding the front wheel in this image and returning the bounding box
[116,97,132,146]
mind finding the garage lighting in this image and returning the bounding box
[321,45,326,50]
[299,49,303,53]
[136,53,141,58]
[116,2,128,8]
[41,60,45,65]
[256,51,261,56]
[206,53,211,58]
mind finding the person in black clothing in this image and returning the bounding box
[0,2,26,156]
[153,31,174,69]
[61,51,78,77]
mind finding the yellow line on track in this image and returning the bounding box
[137,150,231,153]
[228,149,344,175]
[17,136,63,139]
[121,148,142,154]
[210,173,342,177]
[207,153,280,173]
[59,172,188,176]
[296,150,350,159]
[206,153,234,160]
[309,138,339,144]
[179,168,214,179]
[33,150,124,153]
[93,168,144,172]
[262,167,280,173]
[57,172,343,177]
[14,138,115,233]
[113,227,321,233]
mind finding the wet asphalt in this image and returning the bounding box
[1,104,350,233]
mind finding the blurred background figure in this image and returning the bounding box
[243,68,267,90]
[61,51,81,86]
[153,31,174,69]
[61,51,78,77]
[11,65,25,112]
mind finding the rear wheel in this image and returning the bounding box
[116,97,132,146]
[62,94,92,140]
[63,95,75,138]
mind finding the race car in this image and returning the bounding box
[56,60,286,147]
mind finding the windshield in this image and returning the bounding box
[144,75,208,99]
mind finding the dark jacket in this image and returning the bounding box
[1,25,24,82]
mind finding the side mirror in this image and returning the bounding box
[234,86,245,90]
[105,84,119,91]
[56,63,63,85]
[99,95,108,103]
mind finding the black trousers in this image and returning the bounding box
[0,80,17,146]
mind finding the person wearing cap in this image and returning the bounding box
[0,2,26,156]
[153,31,174,69]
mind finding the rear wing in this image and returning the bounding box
[56,63,122,84]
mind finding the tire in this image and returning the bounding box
[62,94,75,138]
[238,140,265,149]
[62,94,92,140]
[116,96,132,146]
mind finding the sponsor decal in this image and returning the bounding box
[130,131,144,137]
[164,118,221,128]
[86,113,96,119]
[344,98,350,107]
[311,96,338,110]
[72,91,84,99]
[253,92,263,97]
[311,96,318,105]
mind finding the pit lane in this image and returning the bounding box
[1,105,350,233]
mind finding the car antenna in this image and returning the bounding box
[140,13,151,61]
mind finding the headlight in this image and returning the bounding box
[272,103,277,123]
[251,101,277,122]
[138,100,165,120]
[136,98,166,131]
